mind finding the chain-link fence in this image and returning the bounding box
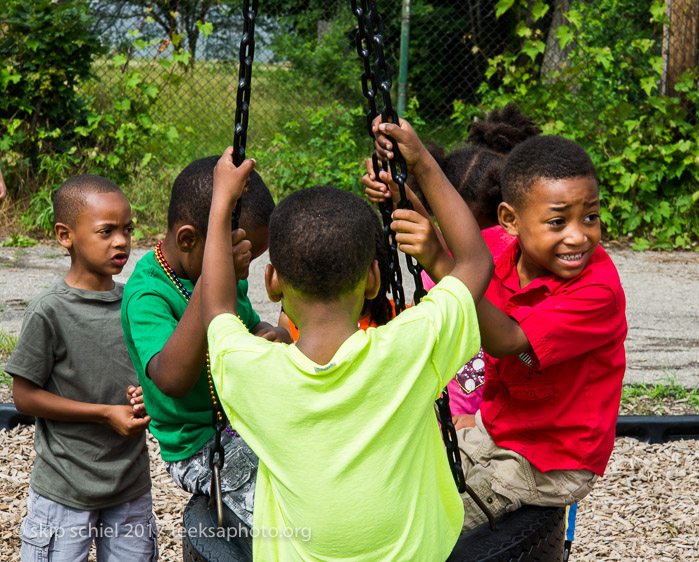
[87,1,699,171]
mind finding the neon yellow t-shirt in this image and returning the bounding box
[208,276,479,561]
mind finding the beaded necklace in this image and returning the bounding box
[154,240,239,436]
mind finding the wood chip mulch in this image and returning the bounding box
[1,386,698,561]
[2,424,698,561]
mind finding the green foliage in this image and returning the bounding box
[1,3,190,234]
[0,234,37,248]
[267,10,362,107]
[0,329,17,357]
[460,0,699,249]
[263,102,370,199]
[0,329,17,384]
[621,377,699,410]
[0,0,104,195]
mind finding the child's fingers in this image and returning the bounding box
[232,238,252,256]
[238,157,256,175]
[392,208,423,222]
[362,177,390,203]
[218,146,235,166]
[365,158,380,180]
[231,228,247,245]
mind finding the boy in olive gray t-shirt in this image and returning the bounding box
[5,176,156,561]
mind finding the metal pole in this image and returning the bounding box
[397,0,411,117]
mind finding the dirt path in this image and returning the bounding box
[1,242,698,387]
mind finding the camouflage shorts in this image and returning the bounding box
[457,411,598,533]
[164,430,258,527]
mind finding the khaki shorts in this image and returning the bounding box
[457,411,599,533]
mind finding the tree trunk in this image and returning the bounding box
[662,0,699,96]
[541,0,572,77]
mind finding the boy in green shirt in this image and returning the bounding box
[200,117,493,561]
[121,157,290,527]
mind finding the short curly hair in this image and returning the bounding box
[53,175,123,227]
[269,186,378,300]
[501,135,598,208]
[167,156,274,237]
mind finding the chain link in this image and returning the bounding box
[352,0,464,495]
[435,388,467,494]
[232,0,258,229]
[208,408,228,527]
[205,0,259,528]
[350,0,425,311]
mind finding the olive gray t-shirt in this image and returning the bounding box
[5,280,151,510]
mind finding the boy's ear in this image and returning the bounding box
[55,223,73,249]
[175,225,201,252]
[498,202,519,238]
[364,259,381,300]
[265,264,282,303]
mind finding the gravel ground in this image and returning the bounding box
[1,423,697,561]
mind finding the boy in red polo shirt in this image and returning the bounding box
[372,128,627,532]
[460,135,627,531]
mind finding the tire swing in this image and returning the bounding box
[351,1,566,560]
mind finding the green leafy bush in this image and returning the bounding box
[0,0,103,196]
[456,0,699,249]
[262,102,370,199]
[1,2,191,234]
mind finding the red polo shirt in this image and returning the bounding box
[480,241,627,476]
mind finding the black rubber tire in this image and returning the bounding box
[182,494,252,562]
[183,493,563,562]
[0,402,34,431]
[447,505,566,562]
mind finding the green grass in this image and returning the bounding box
[0,329,17,357]
[0,329,18,386]
[620,375,699,410]
[0,234,38,248]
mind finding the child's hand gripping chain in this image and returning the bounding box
[201,147,257,328]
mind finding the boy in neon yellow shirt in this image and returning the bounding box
[200,118,493,561]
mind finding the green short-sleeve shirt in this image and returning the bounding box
[5,281,151,510]
[208,276,479,561]
[121,251,259,461]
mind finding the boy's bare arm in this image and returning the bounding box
[147,228,251,398]
[373,118,493,302]
[13,376,151,438]
[146,283,207,398]
[476,299,532,358]
[201,147,255,329]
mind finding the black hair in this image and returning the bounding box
[269,185,378,300]
[428,103,541,226]
[167,156,274,237]
[501,135,598,208]
[53,175,123,226]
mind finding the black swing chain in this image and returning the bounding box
[231,0,258,230]
[207,0,258,529]
[350,0,425,313]
[351,0,466,495]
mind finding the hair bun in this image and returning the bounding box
[467,102,542,153]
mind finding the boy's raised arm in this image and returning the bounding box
[372,119,493,302]
[200,147,255,329]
